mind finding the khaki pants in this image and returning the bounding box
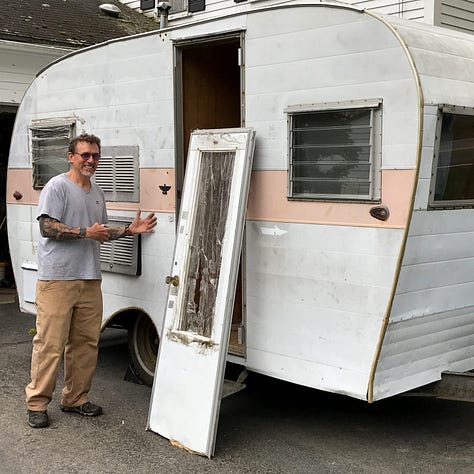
[26,280,102,411]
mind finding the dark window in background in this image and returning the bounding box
[140,0,155,10]
[431,112,474,207]
[188,0,205,13]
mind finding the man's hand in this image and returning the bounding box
[128,209,157,235]
[86,223,111,243]
[103,210,157,241]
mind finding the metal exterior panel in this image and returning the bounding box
[245,7,420,171]
[24,36,175,169]
[403,232,474,265]
[391,18,474,107]
[371,16,474,398]
[389,211,474,322]
[5,203,40,314]
[245,221,404,399]
[375,137,474,400]
[404,49,474,82]
[245,347,371,400]
[396,258,474,293]
[374,307,474,400]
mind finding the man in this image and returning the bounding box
[26,133,157,428]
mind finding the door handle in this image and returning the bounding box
[165,275,180,287]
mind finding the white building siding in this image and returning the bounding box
[438,0,474,34]
[345,0,426,19]
[0,41,71,105]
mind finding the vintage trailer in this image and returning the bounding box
[6,2,474,450]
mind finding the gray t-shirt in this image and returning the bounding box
[37,173,108,280]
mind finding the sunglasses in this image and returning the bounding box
[75,152,101,161]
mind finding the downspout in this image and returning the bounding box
[365,11,425,403]
[155,1,172,29]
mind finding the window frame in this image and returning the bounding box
[286,99,382,202]
[29,118,76,189]
[428,105,474,210]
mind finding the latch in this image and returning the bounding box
[165,275,180,287]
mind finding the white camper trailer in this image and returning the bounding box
[6,0,474,455]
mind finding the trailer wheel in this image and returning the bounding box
[128,313,159,387]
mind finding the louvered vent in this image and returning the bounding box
[100,218,141,275]
[94,145,139,202]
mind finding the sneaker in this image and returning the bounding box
[27,410,49,428]
[60,402,103,417]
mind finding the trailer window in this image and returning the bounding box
[94,145,139,202]
[429,108,474,209]
[287,100,382,201]
[30,121,75,189]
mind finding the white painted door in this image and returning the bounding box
[148,128,256,457]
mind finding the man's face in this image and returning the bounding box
[68,141,100,178]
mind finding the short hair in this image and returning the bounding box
[68,133,101,154]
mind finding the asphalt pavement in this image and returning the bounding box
[0,296,473,473]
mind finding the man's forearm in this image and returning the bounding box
[40,216,132,241]
[107,225,131,240]
[39,216,84,240]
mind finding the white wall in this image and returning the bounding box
[0,40,72,105]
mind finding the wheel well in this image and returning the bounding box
[104,309,159,387]
[103,308,150,331]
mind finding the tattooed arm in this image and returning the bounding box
[38,210,156,243]
[106,226,131,240]
[39,216,84,240]
[39,216,110,243]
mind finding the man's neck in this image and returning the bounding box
[66,169,91,190]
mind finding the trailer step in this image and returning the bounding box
[222,369,248,398]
